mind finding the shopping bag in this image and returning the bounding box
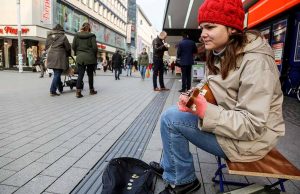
[132,66,136,72]
[145,67,150,78]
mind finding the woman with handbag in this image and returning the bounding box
[149,0,285,193]
[72,22,98,98]
[45,24,71,96]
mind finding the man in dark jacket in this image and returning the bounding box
[152,31,169,91]
[45,24,71,96]
[177,32,197,92]
[125,53,133,76]
[112,50,123,80]
[72,22,98,98]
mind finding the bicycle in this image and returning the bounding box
[281,71,300,102]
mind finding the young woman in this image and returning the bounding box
[45,24,71,96]
[138,48,149,80]
[72,22,98,98]
[150,0,285,193]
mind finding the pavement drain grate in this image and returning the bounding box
[71,80,174,194]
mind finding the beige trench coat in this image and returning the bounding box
[199,34,285,162]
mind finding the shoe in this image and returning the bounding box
[117,78,120,80]
[58,85,63,94]
[159,179,201,194]
[149,161,163,177]
[90,89,97,95]
[76,89,83,98]
[39,75,43,78]
[161,88,170,91]
[50,92,60,96]
[49,73,52,77]
[178,89,186,93]
[154,88,161,91]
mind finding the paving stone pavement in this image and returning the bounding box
[0,70,299,194]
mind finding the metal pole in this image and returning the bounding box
[17,0,23,72]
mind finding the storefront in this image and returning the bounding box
[247,0,300,96]
[0,25,47,68]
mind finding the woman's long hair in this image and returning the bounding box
[206,30,261,79]
[81,22,91,32]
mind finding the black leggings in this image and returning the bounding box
[76,64,95,90]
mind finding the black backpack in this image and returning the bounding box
[102,157,155,194]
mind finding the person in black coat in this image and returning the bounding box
[112,50,123,80]
[152,31,169,91]
[177,32,197,92]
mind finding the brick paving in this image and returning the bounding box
[0,70,299,194]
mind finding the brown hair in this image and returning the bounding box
[81,22,91,32]
[206,30,261,79]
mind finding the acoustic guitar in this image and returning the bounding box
[185,83,217,109]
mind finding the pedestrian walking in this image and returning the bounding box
[72,22,98,98]
[39,50,47,78]
[152,31,170,91]
[125,53,133,76]
[177,32,197,92]
[149,0,285,193]
[138,48,149,80]
[112,50,123,80]
[45,24,71,96]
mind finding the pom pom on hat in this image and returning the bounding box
[198,0,245,31]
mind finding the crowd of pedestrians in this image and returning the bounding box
[43,23,173,98]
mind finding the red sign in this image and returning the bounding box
[97,44,106,49]
[41,0,52,24]
[0,26,30,35]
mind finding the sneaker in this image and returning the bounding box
[50,92,60,96]
[154,88,161,91]
[149,161,163,177]
[159,179,201,194]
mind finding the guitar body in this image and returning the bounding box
[186,83,217,108]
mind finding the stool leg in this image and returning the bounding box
[279,179,286,192]
[217,156,224,192]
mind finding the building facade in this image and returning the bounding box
[0,0,128,68]
[136,5,158,62]
[126,0,157,61]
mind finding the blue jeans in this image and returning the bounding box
[50,69,63,93]
[160,105,227,185]
[126,65,132,76]
[140,66,146,79]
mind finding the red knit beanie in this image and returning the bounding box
[198,0,245,31]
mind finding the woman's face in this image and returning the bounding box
[199,23,234,52]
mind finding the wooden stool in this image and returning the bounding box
[212,149,300,192]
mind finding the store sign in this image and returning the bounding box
[41,0,52,24]
[0,26,29,35]
[97,44,106,49]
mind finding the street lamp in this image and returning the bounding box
[17,0,23,72]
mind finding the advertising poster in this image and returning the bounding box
[271,19,287,72]
[89,19,104,43]
[295,22,300,62]
[115,34,124,49]
[104,28,115,46]
[193,62,205,80]
[72,11,80,33]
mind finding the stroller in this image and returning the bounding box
[63,56,83,90]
